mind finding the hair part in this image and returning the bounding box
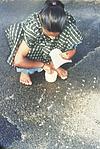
[39,0,66,33]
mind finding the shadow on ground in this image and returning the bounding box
[0,147,6,149]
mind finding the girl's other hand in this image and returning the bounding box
[60,52,68,60]
[60,49,76,60]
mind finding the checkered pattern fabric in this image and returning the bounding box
[5,11,82,66]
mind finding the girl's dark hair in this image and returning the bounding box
[39,0,66,33]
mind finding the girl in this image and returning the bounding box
[5,0,82,85]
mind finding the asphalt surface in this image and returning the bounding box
[0,0,100,149]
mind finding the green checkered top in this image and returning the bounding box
[5,11,82,66]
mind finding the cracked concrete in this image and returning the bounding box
[0,0,100,149]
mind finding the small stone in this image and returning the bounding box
[38,98,42,104]
[64,96,67,100]
[47,104,53,110]
[44,88,47,91]
[82,79,86,82]
[82,84,85,87]
[36,105,40,108]
[58,139,60,142]
[39,121,44,126]
[56,90,60,93]
[69,83,72,86]
[61,103,64,106]
[82,141,85,145]
[57,86,60,89]
[55,143,58,147]
[46,132,49,136]
[61,128,64,132]
[69,138,72,142]
[24,116,28,120]
[80,89,83,92]
[49,125,51,128]
[92,86,95,89]
[21,134,27,141]
[62,121,66,124]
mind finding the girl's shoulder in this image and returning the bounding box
[22,12,41,36]
[22,12,40,26]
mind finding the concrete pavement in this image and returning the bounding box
[0,0,100,149]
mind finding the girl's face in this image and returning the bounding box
[42,28,60,39]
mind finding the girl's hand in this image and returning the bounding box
[60,52,68,60]
[43,63,54,74]
[60,49,76,60]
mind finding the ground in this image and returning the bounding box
[0,0,100,149]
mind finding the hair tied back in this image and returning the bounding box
[44,0,64,9]
[52,2,56,5]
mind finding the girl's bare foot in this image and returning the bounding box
[56,67,68,80]
[20,72,32,85]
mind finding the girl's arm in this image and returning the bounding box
[14,40,44,68]
[14,40,53,73]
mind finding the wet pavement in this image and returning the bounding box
[0,0,100,149]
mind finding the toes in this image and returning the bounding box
[60,71,68,80]
[61,75,68,80]
[20,79,32,85]
[28,80,32,85]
